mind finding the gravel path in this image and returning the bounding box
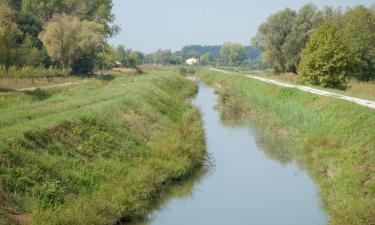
[209,68,375,110]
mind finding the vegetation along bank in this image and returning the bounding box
[0,68,206,225]
[197,68,375,225]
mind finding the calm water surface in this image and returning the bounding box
[130,81,326,225]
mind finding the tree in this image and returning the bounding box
[21,0,118,37]
[128,51,143,68]
[343,6,375,80]
[298,23,360,89]
[282,4,322,73]
[39,14,104,70]
[115,45,130,66]
[0,0,20,71]
[252,8,296,72]
[219,43,247,66]
[200,52,214,66]
[151,49,172,65]
[97,44,116,71]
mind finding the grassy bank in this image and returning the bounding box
[0,68,206,225]
[227,68,375,101]
[197,68,375,225]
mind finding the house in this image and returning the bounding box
[185,57,199,66]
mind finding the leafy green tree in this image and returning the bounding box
[219,43,247,66]
[21,0,118,37]
[39,14,104,70]
[343,6,375,80]
[200,52,214,66]
[298,23,360,89]
[252,8,296,72]
[282,4,322,73]
[0,0,20,71]
[16,35,46,66]
[14,12,43,48]
[152,49,172,65]
[128,51,143,68]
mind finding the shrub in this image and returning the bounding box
[298,23,361,89]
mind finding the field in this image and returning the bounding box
[0,68,206,225]
[197,68,375,225]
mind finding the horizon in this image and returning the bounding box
[110,0,374,53]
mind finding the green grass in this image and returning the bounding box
[0,67,206,225]
[230,68,375,101]
[197,68,375,225]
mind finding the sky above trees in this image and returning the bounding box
[110,0,374,53]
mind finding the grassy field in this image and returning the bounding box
[0,67,206,225]
[197,68,375,225]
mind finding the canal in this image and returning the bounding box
[130,81,326,225]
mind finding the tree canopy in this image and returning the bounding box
[298,23,360,88]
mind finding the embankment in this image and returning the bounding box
[0,68,206,225]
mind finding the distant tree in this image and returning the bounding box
[282,4,322,73]
[39,14,104,70]
[115,45,132,66]
[168,52,183,65]
[219,43,247,66]
[128,51,143,68]
[200,52,214,66]
[152,49,172,65]
[343,6,375,80]
[0,0,20,71]
[97,44,116,71]
[252,8,296,72]
[298,23,360,89]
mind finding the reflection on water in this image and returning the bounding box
[129,81,326,225]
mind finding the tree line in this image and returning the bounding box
[252,4,375,88]
[118,44,263,68]
[0,0,118,77]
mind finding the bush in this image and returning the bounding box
[298,23,361,89]
[0,65,69,78]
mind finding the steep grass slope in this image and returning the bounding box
[0,68,206,225]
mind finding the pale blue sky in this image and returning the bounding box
[110,0,374,53]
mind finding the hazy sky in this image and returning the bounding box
[110,0,374,53]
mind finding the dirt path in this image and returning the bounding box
[209,68,375,110]
[0,80,89,95]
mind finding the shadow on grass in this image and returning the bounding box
[96,74,115,81]
[0,87,15,93]
[25,89,51,101]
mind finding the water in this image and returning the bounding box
[130,81,326,225]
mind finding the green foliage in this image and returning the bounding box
[219,42,247,66]
[200,52,215,66]
[0,0,20,71]
[20,0,118,36]
[39,14,105,70]
[298,23,360,88]
[282,4,322,73]
[0,0,118,77]
[252,8,296,72]
[343,6,375,81]
[32,180,65,209]
[128,51,144,68]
